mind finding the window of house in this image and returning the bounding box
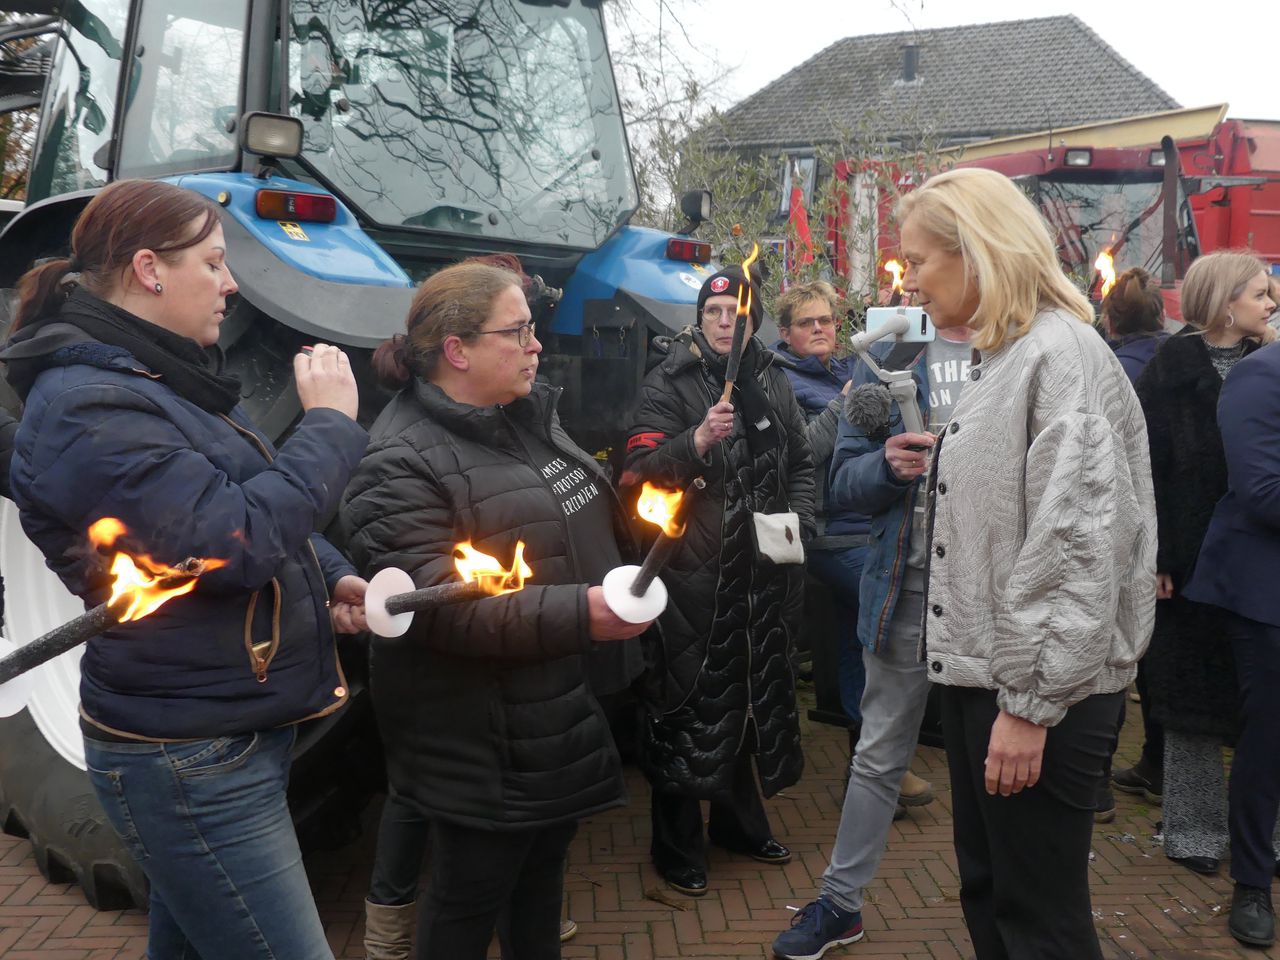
[779,155,816,215]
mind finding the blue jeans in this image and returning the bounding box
[84,727,333,960]
[808,545,868,724]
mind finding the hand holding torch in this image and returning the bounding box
[601,478,705,623]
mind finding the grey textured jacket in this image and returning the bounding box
[923,309,1157,726]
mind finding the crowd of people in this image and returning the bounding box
[2,168,1278,960]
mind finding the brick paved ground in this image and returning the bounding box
[2,687,1277,959]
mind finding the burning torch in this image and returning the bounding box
[600,479,705,623]
[364,541,531,638]
[884,259,905,306]
[718,243,761,404]
[0,518,226,715]
[1094,248,1117,299]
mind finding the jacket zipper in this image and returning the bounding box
[872,361,928,655]
[217,414,344,698]
[697,368,757,751]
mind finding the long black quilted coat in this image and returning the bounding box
[341,379,634,829]
[622,331,814,800]
[1135,332,1259,741]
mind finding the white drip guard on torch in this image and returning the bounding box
[0,497,90,768]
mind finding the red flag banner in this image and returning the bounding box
[787,170,814,282]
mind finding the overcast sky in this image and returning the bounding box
[650,0,1275,121]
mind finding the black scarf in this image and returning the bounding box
[692,329,781,457]
[4,287,242,414]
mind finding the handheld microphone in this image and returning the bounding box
[843,381,929,449]
[843,383,893,443]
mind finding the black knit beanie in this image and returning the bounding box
[697,265,763,327]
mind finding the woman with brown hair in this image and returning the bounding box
[1099,267,1169,815]
[3,178,368,959]
[1102,266,1169,385]
[1135,251,1277,881]
[341,261,650,959]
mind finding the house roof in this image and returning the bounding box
[718,15,1179,150]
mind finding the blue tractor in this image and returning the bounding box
[0,0,717,908]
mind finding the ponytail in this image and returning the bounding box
[12,258,77,333]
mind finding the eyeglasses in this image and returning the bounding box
[791,315,838,331]
[474,321,536,347]
[702,306,744,322]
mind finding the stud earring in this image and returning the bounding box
[154,282,163,294]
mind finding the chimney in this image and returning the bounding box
[901,43,919,82]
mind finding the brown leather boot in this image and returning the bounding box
[364,899,415,960]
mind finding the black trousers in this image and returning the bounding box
[649,750,772,873]
[368,792,431,906]
[415,818,577,960]
[941,685,1122,960]
[1133,656,1165,770]
[1226,612,1280,888]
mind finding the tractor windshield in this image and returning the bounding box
[1022,172,1198,297]
[287,0,638,250]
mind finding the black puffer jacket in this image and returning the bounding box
[623,331,813,799]
[341,379,633,829]
[1135,332,1258,740]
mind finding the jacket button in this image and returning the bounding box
[935,544,946,558]
[949,422,959,434]
[931,661,943,673]
[938,482,947,495]
[932,604,943,617]
[970,369,981,381]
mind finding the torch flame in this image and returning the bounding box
[884,259,905,294]
[1094,249,1117,298]
[636,482,686,538]
[736,243,760,321]
[454,541,531,596]
[88,518,227,623]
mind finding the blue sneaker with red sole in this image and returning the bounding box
[772,897,865,959]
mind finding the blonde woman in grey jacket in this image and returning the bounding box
[899,168,1157,960]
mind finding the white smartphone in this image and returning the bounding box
[864,306,936,343]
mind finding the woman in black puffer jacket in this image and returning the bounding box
[622,265,814,898]
[341,261,650,960]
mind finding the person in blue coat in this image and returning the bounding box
[1099,266,1168,815]
[1,179,369,960]
[1183,259,1280,948]
[1102,267,1169,386]
[771,281,867,736]
[774,312,969,958]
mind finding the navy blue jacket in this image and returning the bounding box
[1184,342,1280,626]
[772,342,869,543]
[8,333,368,740]
[1109,332,1169,385]
[827,342,928,652]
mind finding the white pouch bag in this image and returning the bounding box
[750,511,804,565]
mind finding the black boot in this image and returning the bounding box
[1112,755,1162,803]
[1229,884,1275,948]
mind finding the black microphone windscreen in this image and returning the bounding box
[844,383,893,443]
